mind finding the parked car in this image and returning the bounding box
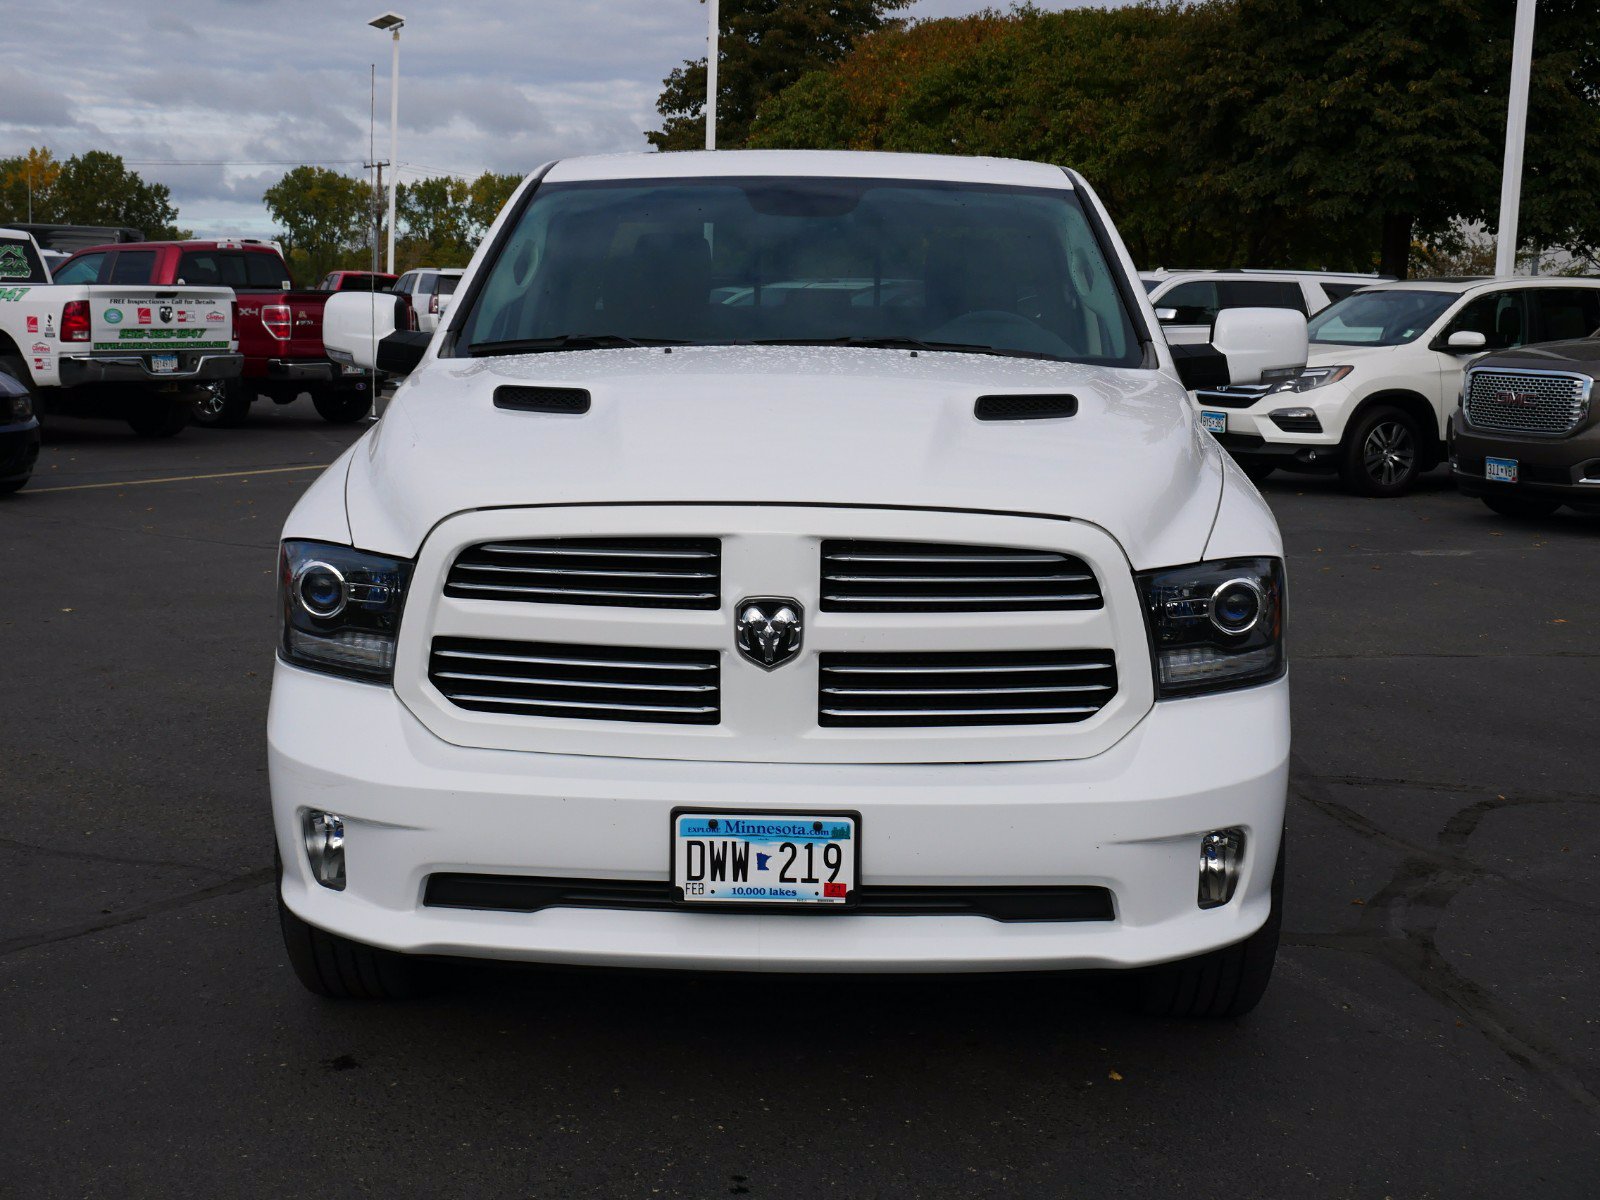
[1450,337,1600,518]
[1142,269,1389,346]
[288,150,1307,1016]
[0,369,40,494]
[1191,276,1600,495]
[55,238,373,427]
[393,267,462,333]
[0,228,241,437]
[319,270,399,293]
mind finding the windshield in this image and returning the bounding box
[1308,288,1456,347]
[456,176,1142,365]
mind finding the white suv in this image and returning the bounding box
[1193,277,1600,495]
[394,267,463,333]
[1142,269,1386,346]
[290,150,1302,1016]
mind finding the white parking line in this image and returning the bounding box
[26,464,330,494]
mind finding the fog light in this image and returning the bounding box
[1199,829,1244,908]
[303,811,346,890]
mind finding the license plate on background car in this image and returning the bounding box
[341,362,364,375]
[1201,410,1228,433]
[1485,456,1519,484]
[150,353,178,374]
[672,811,858,906]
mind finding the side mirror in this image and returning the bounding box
[1211,307,1308,385]
[1155,307,1178,323]
[324,290,415,373]
[1445,330,1487,352]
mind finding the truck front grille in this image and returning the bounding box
[429,637,720,724]
[445,538,720,609]
[819,648,1117,727]
[1464,369,1591,437]
[820,540,1102,613]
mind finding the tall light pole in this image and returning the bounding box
[370,12,405,273]
[1495,0,1536,277]
[705,0,718,150]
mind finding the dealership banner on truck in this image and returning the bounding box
[93,295,230,352]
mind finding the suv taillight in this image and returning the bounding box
[428,292,439,315]
[262,304,292,341]
[61,300,90,342]
[406,299,419,331]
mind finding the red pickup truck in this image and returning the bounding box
[54,239,374,426]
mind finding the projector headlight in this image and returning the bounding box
[278,540,413,683]
[1136,558,1285,697]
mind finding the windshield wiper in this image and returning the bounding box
[749,336,1056,361]
[468,334,685,356]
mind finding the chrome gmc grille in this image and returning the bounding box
[445,538,720,609]
[820,540,1102,613]
[1464,369,1591,437]
[819,649,1118,727]
[428,637,720,724]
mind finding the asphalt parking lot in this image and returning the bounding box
[2,401,1596,1199]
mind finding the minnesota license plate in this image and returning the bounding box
[672,811,858,906]
[1485,456,1519,484]
[341,362,364,375]
[150,353,178,374]
[1201,410,1228,433]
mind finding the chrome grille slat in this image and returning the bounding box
[429,637,720,725]
[820,649,1117,727]
[820,539,1103,613]
[446,537,721,609]
[1463,368,1591,437]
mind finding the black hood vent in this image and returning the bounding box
[494,386,590,414]
[974,394,1078,421]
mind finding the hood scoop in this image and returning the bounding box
[494,385,591,414]
[974,393,1078,422]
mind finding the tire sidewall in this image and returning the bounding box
[1341,405,1422,497]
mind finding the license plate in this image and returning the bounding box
[1201,410,1228,433]
[1485,456,1519,484]
[150,353,178,374]
[672,811,858,907]
[341,362,364,375]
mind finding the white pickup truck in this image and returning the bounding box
[281,151,1308,1017]
[0,228,242,436]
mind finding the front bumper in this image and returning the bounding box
[1450,412,1600,504]
[59,352,243,386]
[0,417,40,483]
[270,662,1290,974]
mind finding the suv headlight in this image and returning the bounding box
[1136,558,1285,697]
[1272,364,1352,394]
[278,540,413,683]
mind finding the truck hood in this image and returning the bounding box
[344,346,1223,569]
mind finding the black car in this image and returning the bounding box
[0,370,40,495]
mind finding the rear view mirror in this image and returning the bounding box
[1212,307,1308,385]
[1446,330,1487,351]
[324,291,408,373]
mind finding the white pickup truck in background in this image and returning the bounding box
[0,228,243,437]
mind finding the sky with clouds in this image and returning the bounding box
[0,0,1107,240]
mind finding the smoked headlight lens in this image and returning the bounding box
[1136,558,1285,697]
[278,540,413,683]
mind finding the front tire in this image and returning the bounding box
[312,389,372,424]
[1339,405,1422,497]
[191,379,253,427]
[126,399,191,438]
[278,889,435,1000]
[1481,493,1561,520]
[1132,830,1284,1019]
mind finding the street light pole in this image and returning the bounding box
[370,13,406,274]
[705,0,718,150]
[1495,0,1537,277]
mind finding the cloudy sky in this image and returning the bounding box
[0,0,1105,240]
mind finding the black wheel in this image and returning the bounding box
[126,400,191,438]
[278,888,435,1000]
[1131,830,1284,1019]
[1236,458,1275,482]
[312,389,372,424]
[1339,405,1421,496]
[1480,493,1561,520]
[191,378,253,427]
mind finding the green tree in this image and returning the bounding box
[397,175,472,265]
[264,166,373,285]
[647,0,913,151]
[0,147,63,224]
[50,151,182,236]
[466,171,522,236]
